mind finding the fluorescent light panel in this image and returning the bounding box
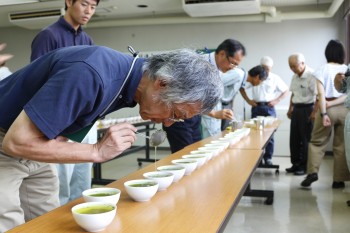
[0,0,38,6]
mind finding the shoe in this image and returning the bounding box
[265,159,273,166]
[286,166,297,173]
[301,173,318,187]
[332,181,345,189]
[294,170,306,176]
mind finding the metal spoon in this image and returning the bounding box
[135,129,167,147]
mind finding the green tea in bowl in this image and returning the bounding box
[71,202,116,232]
[82,187,121,206]
[124,179,159,202]
[171,159,198,176]
[157,165,186,182]
[143,171,174,191]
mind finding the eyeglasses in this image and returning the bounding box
[168,108,184,122]
[226,56,238,68]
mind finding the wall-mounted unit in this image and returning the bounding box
[182,0,261,17]
[8,8,64,30]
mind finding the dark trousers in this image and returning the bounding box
[163,115,202,153]
[290,104,313,171]
[252,105,276,161]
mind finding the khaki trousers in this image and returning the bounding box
[0,131,59,233]
[307,105,350,181]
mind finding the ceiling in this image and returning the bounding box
[0,0,342,29]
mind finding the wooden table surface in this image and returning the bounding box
[8,144,263,233]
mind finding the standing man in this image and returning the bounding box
[286,53,317,175]
[30,0,100,205]
[201,39,246,138]
[163,39,245,152]
[0,46,222,232]
[240,56,289,165]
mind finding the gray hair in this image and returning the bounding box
[289,53,305,64]
[142,49,223,113]
[260,56,274,68]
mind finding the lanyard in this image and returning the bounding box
[98,46,139,117]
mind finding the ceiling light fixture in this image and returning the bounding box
[0,0,38,6]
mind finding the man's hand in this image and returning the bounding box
[287,109,293,119]
[248,100,257,107]
[309,111,316,122]
[213,109,234,120]
[94,122,137,163]
[334,73,345,92]
[0,43,13,66]
[268,99,279,107]
[322,115,331,127]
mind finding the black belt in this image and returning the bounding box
[222,101,231,106]
[256,102,269,106]
[293,103,314,108]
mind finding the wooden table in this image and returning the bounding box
[8,146,262,233]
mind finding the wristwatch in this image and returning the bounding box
[320,112,328,117]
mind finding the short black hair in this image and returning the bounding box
[215,39,246,58]
[325,39,345,64]
[248,65,268,81]
[65,0,100,11]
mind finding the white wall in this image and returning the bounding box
[0,12,344,152]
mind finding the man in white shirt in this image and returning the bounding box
[286,53,317,175]
[240,56,289,165]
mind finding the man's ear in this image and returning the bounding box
[154,79,167,89]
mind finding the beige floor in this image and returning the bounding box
[99,150,350,233]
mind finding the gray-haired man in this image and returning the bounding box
[0,45,222,232]
[286,53,317,175]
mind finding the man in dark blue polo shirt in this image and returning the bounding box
[31,0,99,61]
[0,45,222,232]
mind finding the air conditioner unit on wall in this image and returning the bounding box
[182,0,261,17]
[8,8,64,30]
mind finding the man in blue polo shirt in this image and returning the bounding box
[31,0,100,206]
[0,45,222,232]
[31,0,99,61]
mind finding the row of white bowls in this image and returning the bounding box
[71,128,251,232]
[124,128,251,202]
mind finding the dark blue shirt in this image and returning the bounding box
[0,45,144,139]
[30,16,94,62]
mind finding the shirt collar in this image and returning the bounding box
[299,66,311,79]
[120,58,145,107]
[58,16,83,34]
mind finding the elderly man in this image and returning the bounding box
[286,53,317,175]
[240,56,289,165]
[0,45,222,232]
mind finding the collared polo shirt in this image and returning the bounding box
[244,72,288,102]
[290,66,316,104]
[31,16,94,62]
[0,45,143,139]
